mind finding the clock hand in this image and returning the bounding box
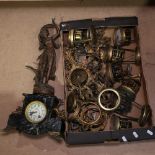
[30,111,37,116]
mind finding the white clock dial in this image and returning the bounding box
[25,101,47,123]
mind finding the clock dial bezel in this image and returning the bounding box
[25,100,47,124]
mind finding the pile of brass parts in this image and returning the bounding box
[4,19,65,137]
[63,26,152,132]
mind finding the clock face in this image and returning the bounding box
[25,101,47,123]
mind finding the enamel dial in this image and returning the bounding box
[25,101,47,123]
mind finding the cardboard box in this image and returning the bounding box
[61,17,155,144]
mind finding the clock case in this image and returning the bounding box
[6,94,64,136]
[60,17,155,145]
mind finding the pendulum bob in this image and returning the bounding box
[131,104,152,127]
[138,104,152,127]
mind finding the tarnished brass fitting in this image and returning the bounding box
[68,28,93,46]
